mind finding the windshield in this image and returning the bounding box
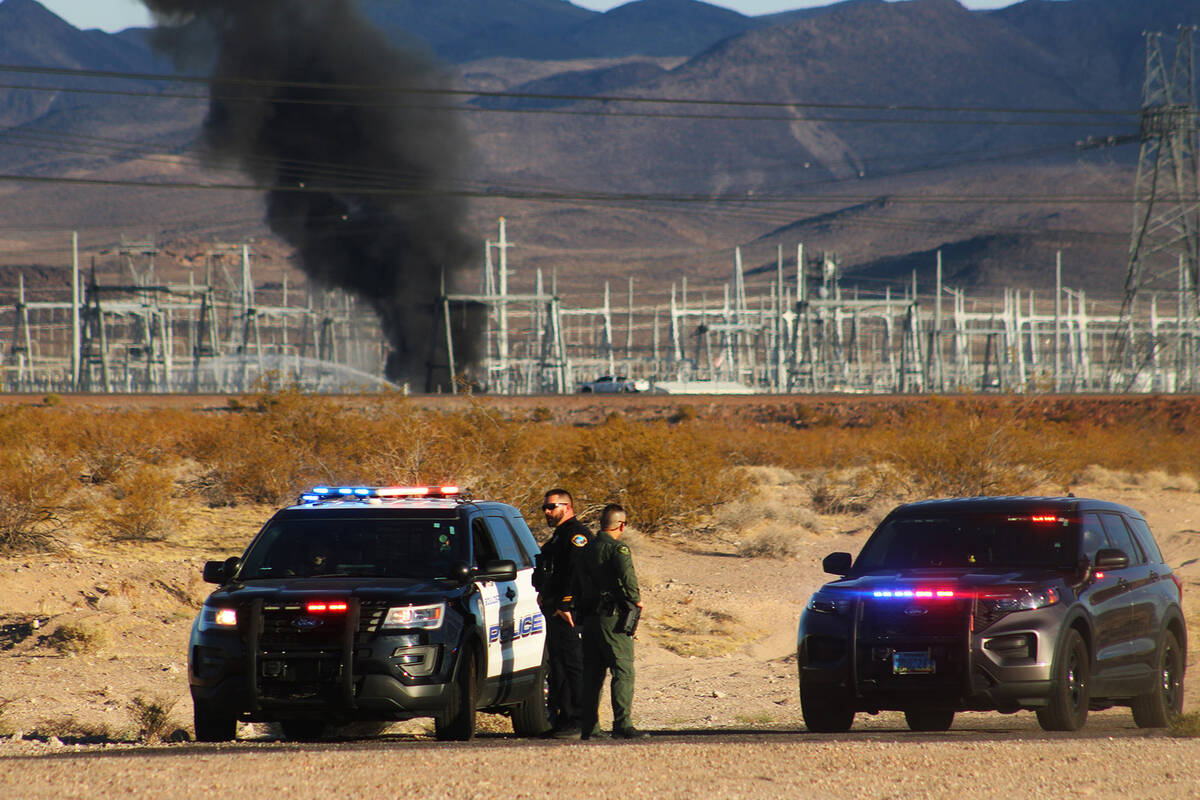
[237,516,467,580]
[853,514,1078,572]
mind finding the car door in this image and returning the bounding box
[1077,511,1133,685]
[485,514,545,674]
[1100,512,1157,677]
[471,517,512,680]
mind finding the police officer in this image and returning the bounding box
[572,503,648,740]
[534,488,592,739]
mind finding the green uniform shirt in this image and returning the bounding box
[572,529,640,610]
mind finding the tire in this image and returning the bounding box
[1037,628,1090,732]
[800,674,854,733]
[193,703,236,742]
[435,646,477,741]
[904,709,955,732]
[1131,629,1185,728]
[511,661,551,737]
[280,720,326,741]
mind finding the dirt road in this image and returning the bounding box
[2,724,1198,799]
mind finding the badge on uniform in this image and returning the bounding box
[572,534,588,547]
[618,545,630,554]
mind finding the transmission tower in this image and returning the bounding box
[1115,28,1200,387]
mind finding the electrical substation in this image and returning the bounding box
[1,31,1196,397]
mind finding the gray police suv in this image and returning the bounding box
[189,486,549,742]
[797,496,1186,732]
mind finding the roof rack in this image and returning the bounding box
[297,485,467,504]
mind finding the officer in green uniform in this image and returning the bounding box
[570,503,649,740]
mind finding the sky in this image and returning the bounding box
[33,0,1015,33]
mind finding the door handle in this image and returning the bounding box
[506,587,516,600]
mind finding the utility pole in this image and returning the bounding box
[1115,28,1200,388]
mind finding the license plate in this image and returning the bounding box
[892,650,935,674]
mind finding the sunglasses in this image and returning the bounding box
[542,502,566,511]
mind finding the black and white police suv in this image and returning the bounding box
[797,496,1187,733]
[188,485,549,742]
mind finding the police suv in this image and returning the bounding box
[188,486,549,741]
[798,496,1187,732]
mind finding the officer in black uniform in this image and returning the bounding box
[533,488,593,739]
[571,503,648,740]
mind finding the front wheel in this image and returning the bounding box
[1131,629,1184,728]
[435,647,477,741]
[800,674,854,733]
[1036,628,1090,732]
[193,702,236,742]
[511,661,551,737]
[904,709,954,732]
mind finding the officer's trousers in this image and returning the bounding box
[545,612,584,729]
[579,612,635,734]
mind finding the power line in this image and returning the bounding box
[0,63,1144,119]
[0,169,1173,206]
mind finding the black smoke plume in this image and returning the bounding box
[141,0,479,389]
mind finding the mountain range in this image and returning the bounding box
[0,0,1198,301]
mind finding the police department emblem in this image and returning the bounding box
[571,534,588,547]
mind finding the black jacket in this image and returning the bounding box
[533,516,593,612]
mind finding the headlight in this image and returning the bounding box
[807,592,853,615]
[198,605,238,631]
[382,602,445,630]
[980,586,1059,614]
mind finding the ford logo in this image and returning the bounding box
[903,607,928,617]
[292,616,324,629]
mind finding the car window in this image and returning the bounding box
[1079,512,1109,561]
[238,516,467,580]
[471,518,500,567]
[485,515,530,567]
[1099,513,1144,565]
[1126,516,1165,564]
[505,512,541,563]
[853,514,1076,571]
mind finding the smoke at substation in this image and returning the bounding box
[141,0,480,388]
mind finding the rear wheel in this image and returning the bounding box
[1037,628,1090,732]
[280,720,326,741]
[800,675,854,733]
[904,709,955,732]
[1131,629,1184,728]
[511,661,551,737]
[435,647,477,741]
[193,702,236,742]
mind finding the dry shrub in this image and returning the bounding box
[653,604,750,657]
[44,619,109,655]
[871,398,1066,497]
[737,525,801,559]
[565,416,749,532]
[99,463,180,542]
[808,466,892,514]
[0,446,68,554]
[129,696,178,743]
[31,715,115,742]
[1170,711,1200,738]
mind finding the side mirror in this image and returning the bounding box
[474,558,517,583]
[1093,548,1129,571]
[822,552,853,576]
[202,557,239,584]
[450,561,473,584]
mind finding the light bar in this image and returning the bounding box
[872,589,957,599]
[299,485,462,503]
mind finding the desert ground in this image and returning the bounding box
[0,409,1198,797]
